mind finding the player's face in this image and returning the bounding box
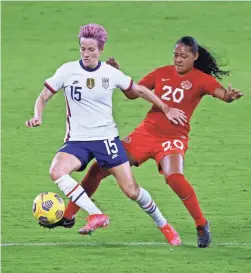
[80,37,103,68]
[173,43,198,74]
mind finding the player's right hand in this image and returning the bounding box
[25,117,42,128]
[166,108,187,126]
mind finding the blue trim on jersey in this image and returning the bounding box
[121,79,133,91]
[79,59,101,72]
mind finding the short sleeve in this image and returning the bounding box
[138,70,155,90]
[115,70,133,91]
[44,64,67,94]
[202,74,223,96]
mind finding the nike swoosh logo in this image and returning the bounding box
[162,78,170,81]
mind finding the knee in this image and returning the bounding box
[49,165,67,181]
[122,184,140,200]
[161,154,184,180]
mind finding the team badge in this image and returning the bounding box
[102,77,109,89]
[181,80,192,90]
[86,78,95,89]
[123,136,132,143]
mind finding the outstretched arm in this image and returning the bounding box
[213,84,243,103]
[108,57,187,125]
[25,87,55,127]
[122,88,140,100]
[129,83,187,126]
[129,83,166,111]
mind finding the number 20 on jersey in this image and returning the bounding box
[161,85,184,103]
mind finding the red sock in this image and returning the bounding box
[64,162,108,220]
[166,173,207,227]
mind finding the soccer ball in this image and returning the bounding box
[32,192,65,224]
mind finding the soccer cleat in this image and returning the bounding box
[78,214,110,235]
[159,223,182,246]
[197,221,211,248]
[39,217,75,229]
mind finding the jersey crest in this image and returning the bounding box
[123,136,132,143]
[102,77,109,89]
[86,78,95,89]
[181,80,192,90]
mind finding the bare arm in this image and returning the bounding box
[122,89,139,100]
[130,83,167,111]
[213,84,243,103]
[129,83,187,125]
[25,88,55,127]
[106,57,187,125]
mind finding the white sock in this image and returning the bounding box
[136,187,167,228]
[55,174,102,215]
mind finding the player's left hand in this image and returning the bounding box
[106,57,120,70]
[226,84,244,101]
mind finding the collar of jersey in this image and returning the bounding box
[79,60,101,72]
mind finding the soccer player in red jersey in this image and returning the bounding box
[53,36,243,247]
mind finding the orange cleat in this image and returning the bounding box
[159,224,182,246]
[78,214,110,235]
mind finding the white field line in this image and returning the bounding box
[1,241,251,247]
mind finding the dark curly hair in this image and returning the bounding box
[176,36,230,80]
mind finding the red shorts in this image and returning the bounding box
[122,125,188,172]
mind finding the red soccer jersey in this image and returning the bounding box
[138,65,222,139]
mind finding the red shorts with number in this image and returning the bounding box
[122,125,188,173]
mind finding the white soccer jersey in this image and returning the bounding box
[45,60,133,141]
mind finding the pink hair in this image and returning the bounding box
[78,23,108,49]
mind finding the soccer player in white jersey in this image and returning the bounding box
[26,24,186,244]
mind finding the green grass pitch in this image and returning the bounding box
[1,1,251,273]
